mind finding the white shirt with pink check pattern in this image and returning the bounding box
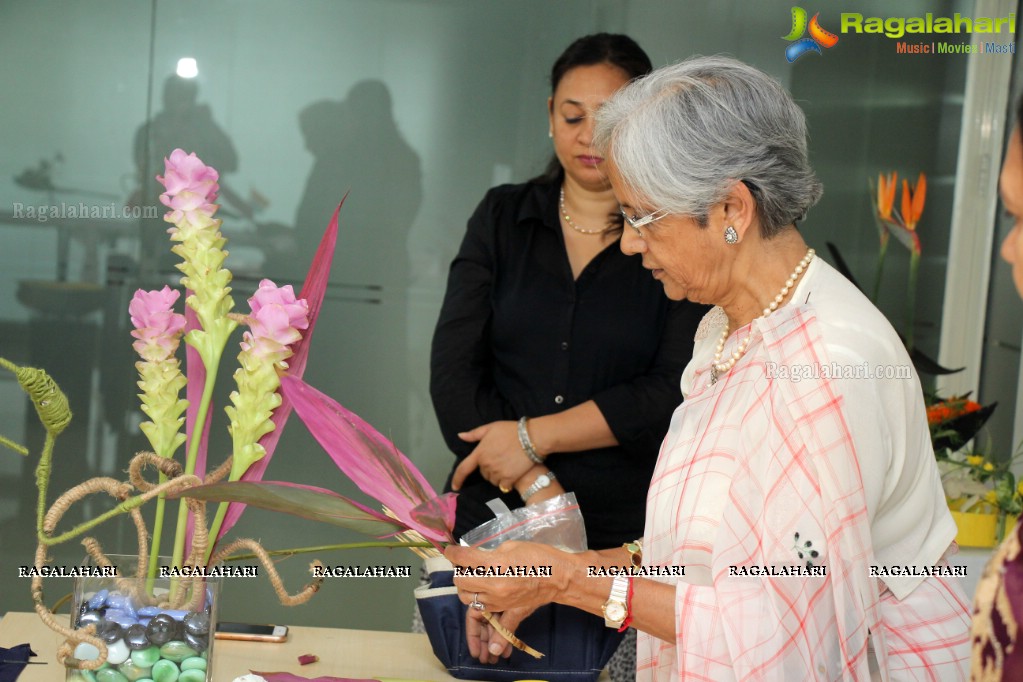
[637,258,970,681]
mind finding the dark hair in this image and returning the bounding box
[533,33,653,184]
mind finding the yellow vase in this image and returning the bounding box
[951,510,1019,548]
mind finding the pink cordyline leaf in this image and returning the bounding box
[280,374,455,546]
[214,199,344,545]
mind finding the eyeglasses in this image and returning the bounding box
[620,207,670,236]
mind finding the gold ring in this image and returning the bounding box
[499,484,511,494]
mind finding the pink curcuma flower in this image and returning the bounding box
[130,287,186,362]
[240,280,310,364]
[157,149,220,227]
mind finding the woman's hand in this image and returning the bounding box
[445,541,573,614]
[451,420,534,491]
[465,605,536,663]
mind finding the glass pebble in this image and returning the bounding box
[129,646,161,668]
[182,632,207,652]
[96,621,125,644]
[179,657,206,672]
[116,659,153,682]
[125,623,151,650]
[182,612,209,636]
[151,659,180,682]
[145,614,178,646]
[178,669,205,682]
[74,642,100,661]
[159,640,198,663]
[106,639,131,665]
[88,589,110,610]
[106,593,129,610]
[78,610,104,628]
[104,610,139,628]
[160,609,188,621]
[138,606,161,618]
[95,668,130,682]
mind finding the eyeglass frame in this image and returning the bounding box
[619,180,762,237]
[619,207,671,236]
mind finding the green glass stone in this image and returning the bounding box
[179,657,206,672]
[130,646,161,668]
[151,659,180,682]
[177,669,205,682]
[117,659,153,682]
[95,668,130,682]
[158,641,197,664]
[78,670,97,682]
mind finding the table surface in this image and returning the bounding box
[0,612,466,681]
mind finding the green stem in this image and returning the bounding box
[221,541,436,562]
[906,251,920,352]
[171,351,221,581]
[35,434,56,539]
[0,434,28,456]
[146,470,169,592]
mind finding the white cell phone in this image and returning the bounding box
[214,621,289,642]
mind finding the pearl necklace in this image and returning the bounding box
[711,247,815,385]
[559,188,608,235]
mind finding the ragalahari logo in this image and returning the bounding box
[783,7,840,62]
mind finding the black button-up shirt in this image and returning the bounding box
[430,180,707,548]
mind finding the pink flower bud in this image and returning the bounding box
[130,287,186,362]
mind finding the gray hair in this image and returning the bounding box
[593,55,822,237]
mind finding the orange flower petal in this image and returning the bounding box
[911,172,926,224]
[901,178,912,227]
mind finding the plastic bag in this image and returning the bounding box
[458,492,587,551]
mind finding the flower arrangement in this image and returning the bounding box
[1,149,455,675]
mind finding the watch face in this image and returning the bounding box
[537,474,550,486]
[603,601,626,622]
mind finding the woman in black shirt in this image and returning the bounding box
[431,34,706,551]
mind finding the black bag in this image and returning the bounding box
[415,566,624,682]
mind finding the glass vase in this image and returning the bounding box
[66,554,221,682]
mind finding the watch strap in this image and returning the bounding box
[521,471,556,502]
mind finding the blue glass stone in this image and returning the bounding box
[104,610,138,628]
[160,610,188,621]
[106,593,129,610]
[138,606,161,618]
[88,589,110,610]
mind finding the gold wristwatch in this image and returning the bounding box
[601,574,630,628]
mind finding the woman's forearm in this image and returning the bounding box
[528,400,617,456]
[554,550,678,643]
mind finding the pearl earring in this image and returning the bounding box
[724,225,739,244]
[548,130,553,138]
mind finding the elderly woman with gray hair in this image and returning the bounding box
[446,56,971,680]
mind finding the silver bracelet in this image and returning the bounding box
[517,417,544,464]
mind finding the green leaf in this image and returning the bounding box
[177,481,405,538]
